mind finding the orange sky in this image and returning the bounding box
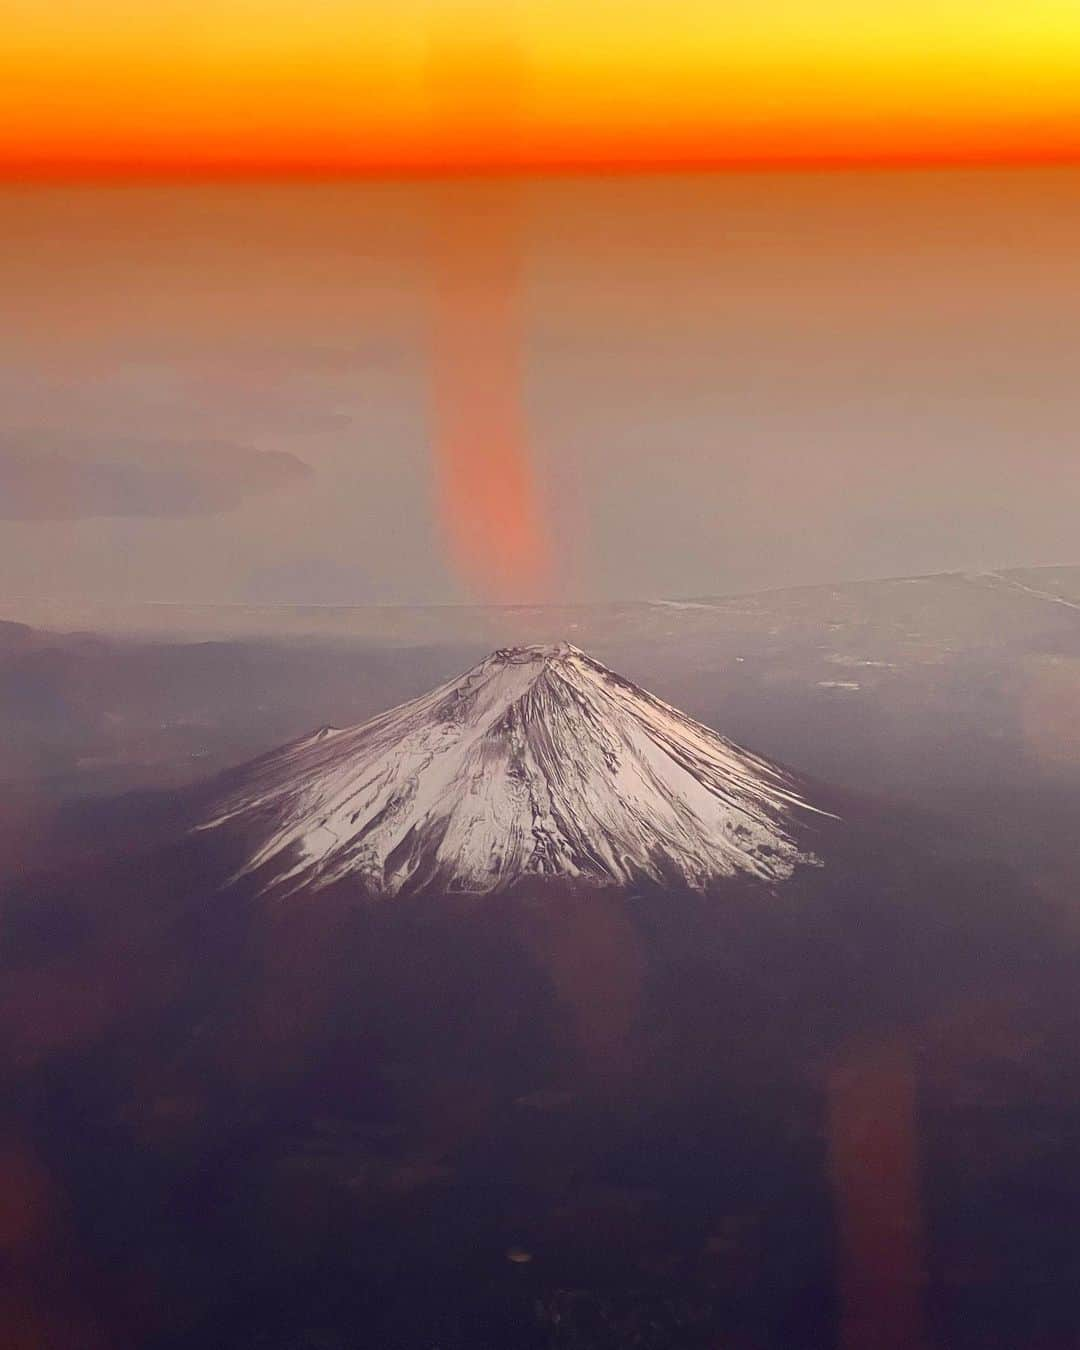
[5,0,1080,176]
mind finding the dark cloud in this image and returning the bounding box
[0,439,312,521]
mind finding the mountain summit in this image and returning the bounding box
[199,643,830,897]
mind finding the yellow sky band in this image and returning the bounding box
[5,0,1080,172]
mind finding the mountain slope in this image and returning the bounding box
[198,643,833,896]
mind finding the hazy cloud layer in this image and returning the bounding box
[2,174,1080,604]
[0,439,312,520]
[244,557,394,605]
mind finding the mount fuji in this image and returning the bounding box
[198,643,834,898]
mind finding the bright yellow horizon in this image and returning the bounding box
[5,0,1080,176]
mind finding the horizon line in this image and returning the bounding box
[4,149,1080,188]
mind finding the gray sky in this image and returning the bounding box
[2,168,1079,606]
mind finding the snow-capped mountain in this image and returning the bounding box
[199,643,832,897]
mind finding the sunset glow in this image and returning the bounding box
[5,0,1080,177]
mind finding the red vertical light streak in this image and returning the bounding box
[429,180,552,602]
[828,1034,927,1350]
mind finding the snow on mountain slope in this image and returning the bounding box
[198,644,832,896]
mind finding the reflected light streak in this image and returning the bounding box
[427,10,553,602]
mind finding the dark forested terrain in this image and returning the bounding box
[5,570,1080,1347]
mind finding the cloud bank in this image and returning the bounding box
[0,439,312,521]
